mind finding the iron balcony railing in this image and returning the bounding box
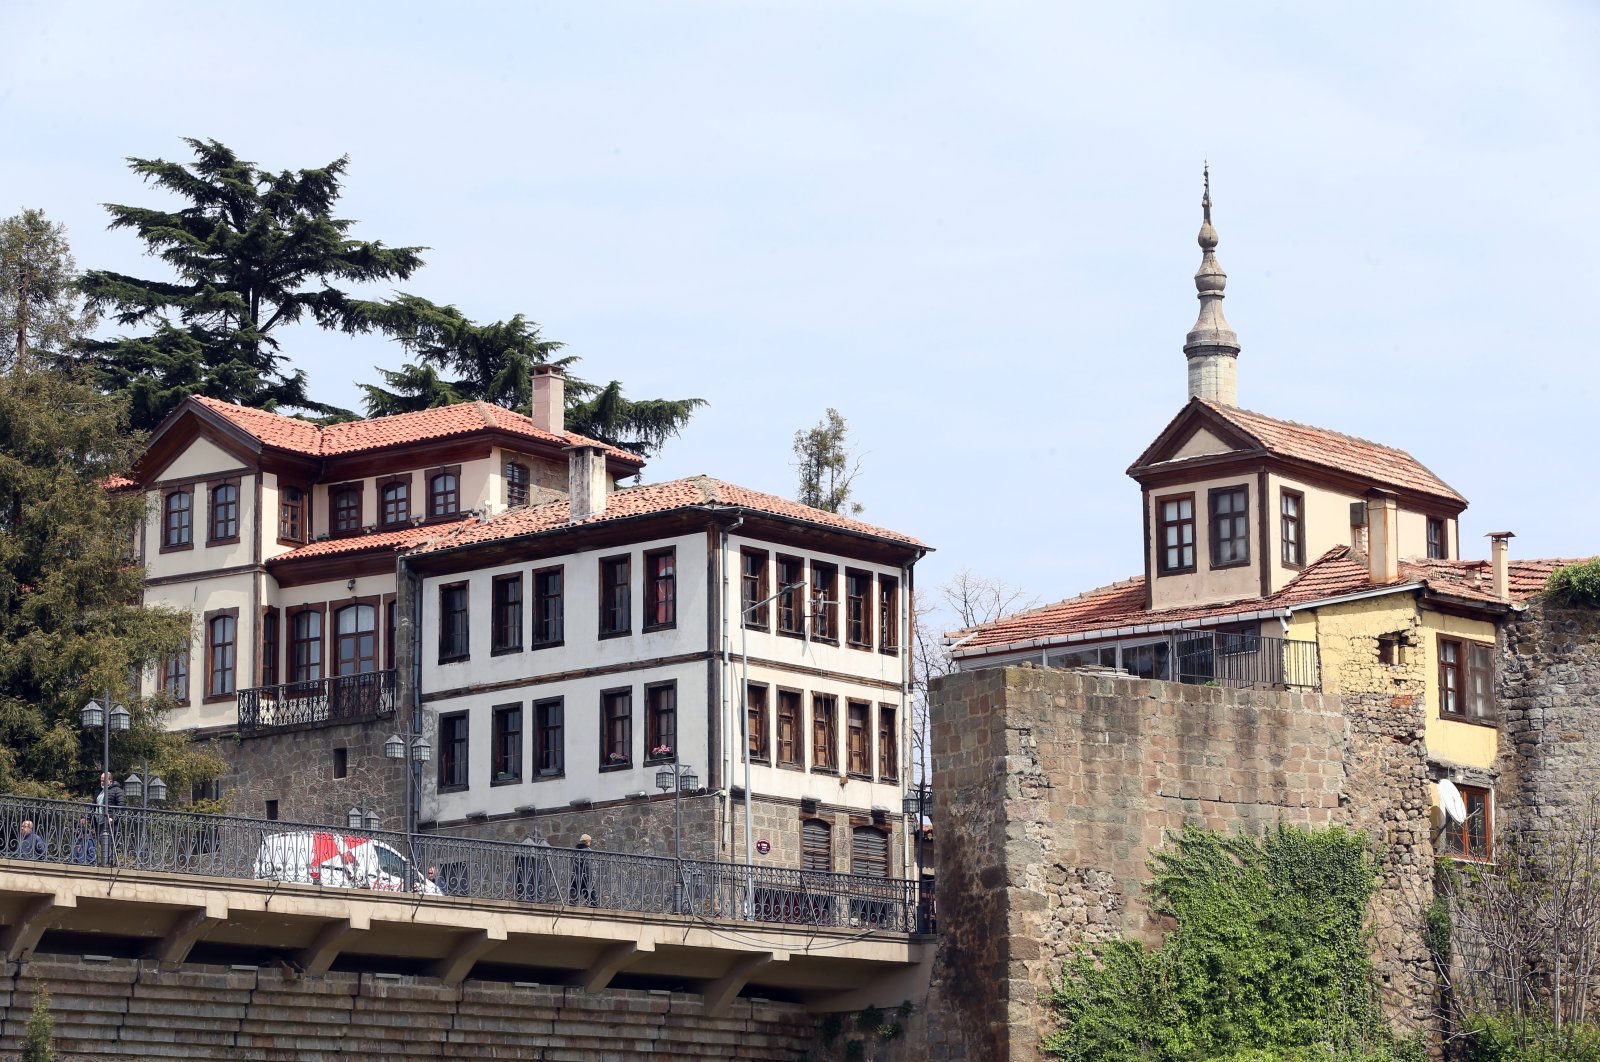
[237,670,397,732]
[0,795,924,935]
[1174,631,1321,691]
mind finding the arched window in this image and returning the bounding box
[427,467,461,518]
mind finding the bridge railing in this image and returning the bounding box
[0,795,924,934]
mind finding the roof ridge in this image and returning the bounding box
[1206,399,1426,460]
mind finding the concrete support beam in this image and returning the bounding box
[431,926,506,986]
[1,892,74,962]
[811,959,931,1014]
[296,910,368,976]
[148,897,229,966]
[580,940,638,992]
[703,951,776,1017]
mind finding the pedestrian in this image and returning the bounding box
[16,819,46,859]
[95,771,123,866]
[70,817,97,865]
[425,864,451,896]
[570,834,598,907]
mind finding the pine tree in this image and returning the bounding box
[794,408,864,515]
[0,209,96,375]
[21,981,54,1062]
[355,294,704,458]
[0,367,224,795]
[79,138,426,430]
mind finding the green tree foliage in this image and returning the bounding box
[794,408,863,515]
[1043,825,1420,1062]
[353,294,703,458]
[79,138,426,430]
[1545,560,1600,608]
[21,981,54,1062]
[0,367,224,795]
[0,209,96,375]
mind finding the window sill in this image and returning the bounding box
[643,756,673,767]
[437,784,469,794]
[642,622,677,634]
[743,621,770,633]
[811,636,840,648]
[422,513,461,525]
[599,762,633,773]
[491,645,523,657]
[534,770,565,781]
[598,629,632,640]
[206,535,241,548]
[1439,712,1498,730]
[1155,566,1196,578]
[377,521,410,532]
[160,542,195,554]
[777,761,804,772]
[1208,559,1251,571]
[1280,560,1304,572]
[846,641,873,652]
[848,771,873,782]
[810,765,840,776]
[879,646,900,658]
[438,654,470,665]
[203,693,233,704]
[776,628,806,640]
[531,639,565,651]
[276,538,306,549]
[491,775,522,787]
[746,756,771,767]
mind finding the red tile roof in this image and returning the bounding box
[191,396,644,465]
[266,520,474,564]
[953,547,1587,656]
[411,476,924,555]
[1136,399,1465,504]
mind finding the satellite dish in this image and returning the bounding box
[1437,779,1467,824]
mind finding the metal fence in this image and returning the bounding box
[237,671,397,732]
[0,795,922,934]
[1174,631,1321,691]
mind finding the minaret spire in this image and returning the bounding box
[1184,163,1240,406]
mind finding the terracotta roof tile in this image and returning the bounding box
[266,520,474,564]
[953,547,1590,656]
[411,476,924,555]
[191,396,643,465]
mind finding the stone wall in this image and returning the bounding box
[1498,597,1600,840]
[209,721,406,829]
[924,665,1348,1062]
[0,955,841,1060]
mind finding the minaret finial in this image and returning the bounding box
[1184,164,1239,405]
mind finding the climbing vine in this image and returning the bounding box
[1545,560,1600,608]
[808,1000,914,1061]
[1042,825,1424,1062]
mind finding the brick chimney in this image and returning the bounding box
[1487,531,1515,601]
[566,444,607,522]
[530,365,565,436]
[1365,490,1399,584]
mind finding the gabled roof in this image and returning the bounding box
[187,396,645,466]
[952,547,1583,657]
[410,476,925,556]
[1129,398,1466,505]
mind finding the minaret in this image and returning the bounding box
[1184,165,1240,406]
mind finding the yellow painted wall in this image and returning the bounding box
[1420,612,1498,770]
[1266,473,1363,595]
[1300,593,1422,701]
[1147,472,1264,611]
[1171,427,1233,460]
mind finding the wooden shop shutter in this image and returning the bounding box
[851,826,888,877]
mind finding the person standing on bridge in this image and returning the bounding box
[70,817,97,864]
[95,772,123,866]
[16,819,46,859]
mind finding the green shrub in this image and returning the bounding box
[1462,1014,1600,1062]
[22,983,54,1062]
[1545,560,1600,608]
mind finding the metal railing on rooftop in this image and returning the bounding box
[0,795,923,935]
[237,670,396,732]
[1174,631,1321,691]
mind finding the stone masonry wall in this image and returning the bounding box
[924,666,1346,1062]
[0,955,836,1060]
[210,721,406,829]
[1498,597,1600,841]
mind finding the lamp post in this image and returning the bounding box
[80,690,131,866]
[384,728,432,838]
[654,758,699,913]
[902,781,931,931]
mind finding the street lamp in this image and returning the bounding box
[654,759,699,913]
[384,730,432,837]
[81,691,131,866]
[347,805,382,831]
[902,782,931,931]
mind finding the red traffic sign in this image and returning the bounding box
[755,839,771,855]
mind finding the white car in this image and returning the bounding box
[253,831,441,895]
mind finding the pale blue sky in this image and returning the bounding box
[4,2,1597,620]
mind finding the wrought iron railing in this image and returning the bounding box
[0,795,923,935]
[1174,631,1321,691]
[237,670,397,732]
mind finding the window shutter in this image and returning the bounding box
[802,819,832,872]
[851,827,888,877]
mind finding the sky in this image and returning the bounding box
[4,1,1597,629]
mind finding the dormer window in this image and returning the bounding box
[331,484,362,535]
[1209,486,1249,569]
[1156,494,1196,575]
[379,477,410,528]
[505,461,530,508]
[1427,517,1448,560]
[1280,489,1305,568]
[427,466,461,519]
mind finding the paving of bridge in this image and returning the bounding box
[0,861,927,1015]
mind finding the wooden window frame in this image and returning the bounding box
[776,555,805,638]
[845,569,872,649]
[491,573,524,655]
[206,477,241,546]
[878,703,898,782]
[600,686,633,770]
[505,460,530,508]
[846,699,871,778]
[1208,485,1250,570]
[425,464,463,521]
[742,548,770,630]
[1427,517,1449,560]
[776,687,803,769]
[878,575,900,656]
[532,565,564,648]
[329,482,363,537]
[810,561,839,644]
[160,487,194,553]
[438,581,470,664]
[1439,637,1495,724]
[260,608,279,687]
[533,696,565,778]
[277,484,308,546]
[286,603,326,683]
[811,693,839,773]
[643,547,677,632]
[1279,488,1305,569]
[645,681,677,764]
[1155,492,1196,575]
[378,475,411,529]
[1442,784,1493,862]
[491,703,523,785]
[203,607,239,703]
[746,682,770,765]
[437,711,469,792]
[159,646,190,704]
[598,555,631,638]
[382,594,397,672]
